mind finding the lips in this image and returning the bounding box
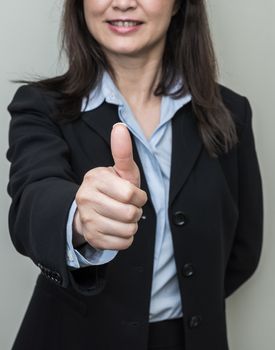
[106,20,143,27]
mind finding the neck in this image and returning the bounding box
[105,49,164,107]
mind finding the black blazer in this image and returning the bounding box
[7,85,263,350]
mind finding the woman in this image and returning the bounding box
[7,1,263,349]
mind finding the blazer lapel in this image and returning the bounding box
[169,103,203,206]
[81,102,120,145]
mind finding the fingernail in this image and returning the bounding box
[112,122,128,129]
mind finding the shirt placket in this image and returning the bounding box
[118,105,167,264]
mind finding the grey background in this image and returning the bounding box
[0,1,274,349]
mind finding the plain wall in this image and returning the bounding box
[0,1,274,349]
[0,1,62,348]
[208,1,275,349]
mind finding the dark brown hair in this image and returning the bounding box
[31,0,238,157]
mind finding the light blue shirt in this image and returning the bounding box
[66,72,191,322]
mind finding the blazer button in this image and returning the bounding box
[37,263,45,272]
[188,315,202,328]
[173,211,188,226]
[182,263,195,277]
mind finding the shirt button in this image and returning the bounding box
[182,263,195,277]
[188,315,202,328]
[173,211,188,226]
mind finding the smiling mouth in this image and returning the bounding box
[107,20,143,27]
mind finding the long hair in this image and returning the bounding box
[31,0,238,157]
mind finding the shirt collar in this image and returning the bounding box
[81,71,191,113]
[81,71,122,112]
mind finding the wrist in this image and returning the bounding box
[72,210,86,248]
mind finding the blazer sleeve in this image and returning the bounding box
[7,85,107,295]
[224,97,264,297]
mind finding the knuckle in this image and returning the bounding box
[84,167,107,182]
[125,205,138,222]
[127,236,135,248]
[120,237,134,250]
[137,208,143,221]
[128,223,138,237]
[75,192,82,206]
[122,183,135,202]
[79,213,90,225]
[79,211,97,227]
[141,190,148,205]
[83,170,95,182]
[75,191,87,207]
[75,187,84,202]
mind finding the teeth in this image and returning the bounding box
[110,21,139,27]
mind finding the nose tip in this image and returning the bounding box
[112,0,137,11]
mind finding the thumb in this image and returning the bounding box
[111,123,140,187]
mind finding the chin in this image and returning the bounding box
[105,46,143,58]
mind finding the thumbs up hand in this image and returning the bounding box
[73,123,148,251]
